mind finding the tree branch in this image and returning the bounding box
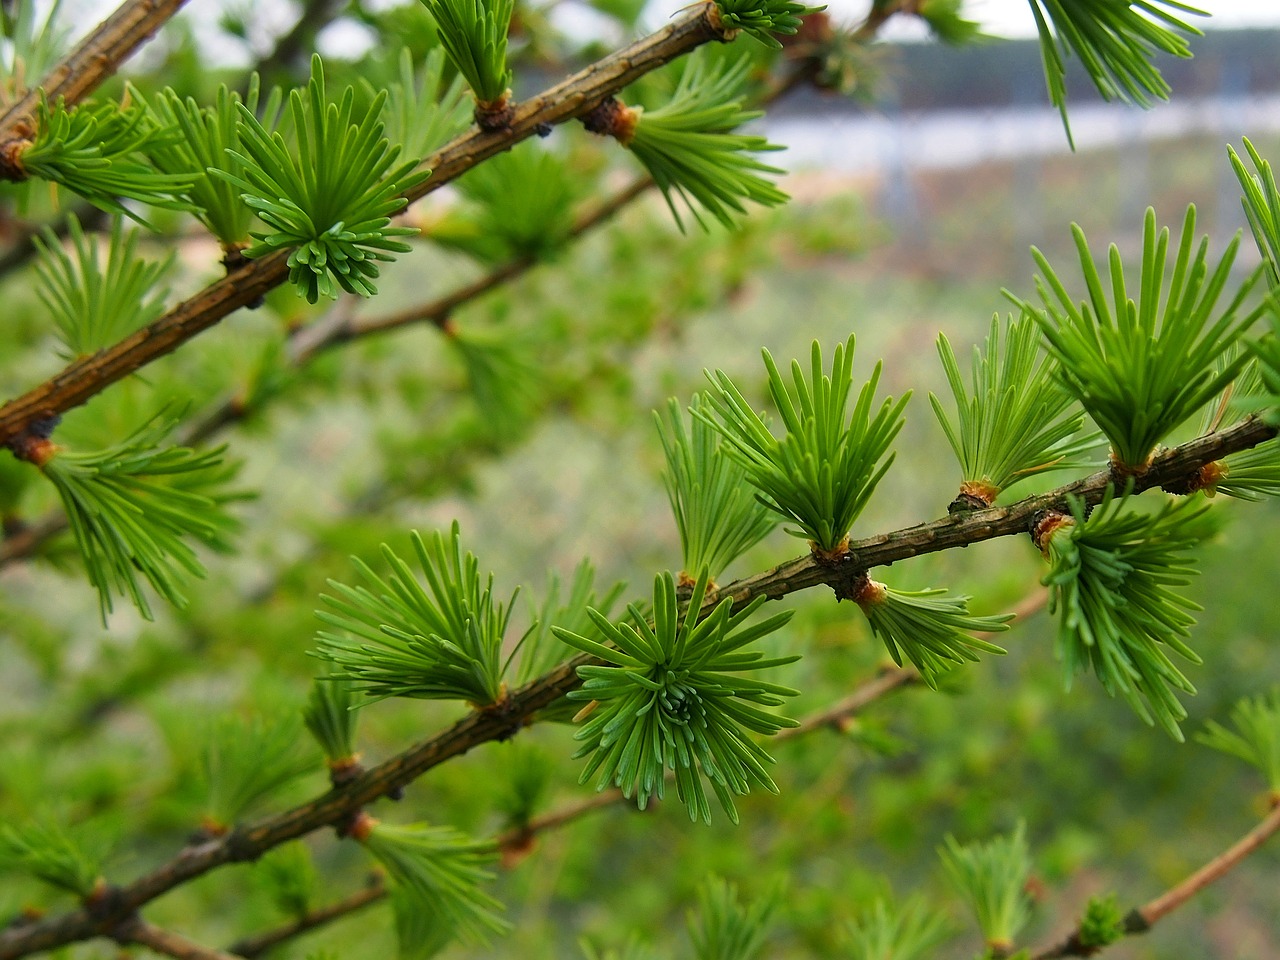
[112,916,243,960]
[224,876,386,959]
[1032,800,1280,958]
[0,0,191,142]
[0,4,728,450]
[0,416,1271,960]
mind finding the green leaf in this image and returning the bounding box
[36,413,242,622]
[930,312,1095,506]
[0,817,102,898]
[254,843,318,918]
[1027,0,1205,146]
[939,821,1032,953]
[700,335,909,554]
[845,895,952,960]
[621,54,788,231]
[0,0,70,103]
[132,76,284,248]
[687,875,778,960]
[199,710,320,830]
[515,560,626,687]
[372,47,472,162]
[303,672,360,767]
[1196,689,1280,793]
[446,324,546,441]
[851,579,1011,689]
[391,885,456,960]
[433,141,587,263]
[493,742,555,830]
[314,521,516,706]
[1076,893,1125,950]
[33,213,174,358]
[20,96,197,220]
[715,0,821,48]
[1229,138,1280,292]
[418,0,514,107]
[213,55,430,302]
[360,820,509,945]
[918,0,984,45]
[1013,205,1265,471]
[1040,491,1216,740]
[657,394,778,581]
[554,570,798,824]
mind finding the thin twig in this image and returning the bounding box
[0,417,1272,960]
[227,661,919,956]
[224,877,386,959]
[0,4,729,450]
[112,917,242,960]
[1032,800,1280,958]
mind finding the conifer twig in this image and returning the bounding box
[224,877,387,959]
[1032,800,1280,958]
[0,416,1272,960]
[0,0,191,140]
[111,916,242,960]
[0,4,730,451]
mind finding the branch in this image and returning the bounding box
[0,417,1272,960]
[0,0,191,141]
[1032,800,1280,958]
[0,4,729,450]
[112,917,243,960]
[224,876,386,959]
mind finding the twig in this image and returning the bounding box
[226,661,919,957]
[0,4,729,450]
[1032,800,1280,958]
[224,877,386,959]
[0,417,1272,960]
[0,0,191,141]
[112,917,242,960]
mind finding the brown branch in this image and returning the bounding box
[1032,800,1280,958]
[0,0,191,142]
[0,416,1272,960]
[0,4,728,451]
[112,917,243,960]
[224,876,386,959]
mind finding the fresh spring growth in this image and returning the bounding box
[515,560,626,687]
[391,887,456,960]
[700,335,909,556]
[254,843,319,918]
[1014,205,1265,473]
[356,819,509,945]
[33,213,174,358]
[314,522,516,707]
[493,743,555,831]
[133,77,284,250]
[916,0,983,46]
[33,414,240,622]
[1038,492,1216,741]
[373,47,472,163]
[19,97,196,219]
[687,876,779,960]
[0,0,69,103]
[1027,0,1204,146]
[845,896,952,960]
[215,55,429,303]
[848,578,1011,689]
[553,571,799,824]
[302,673,359,772]
[418,0,515,113]
[435,143,586,263]
[656,394,778,582]
[1196,689,1280,795]
[199,711,320,832]
[617,56,788,231]
[939,822,1033,955]
[931,312,1094,508]
[447,325,546,440]
[714,0,819,47]
[1229,138,1280,291]
[1076,893,1126,951]
[0,818,102,898]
